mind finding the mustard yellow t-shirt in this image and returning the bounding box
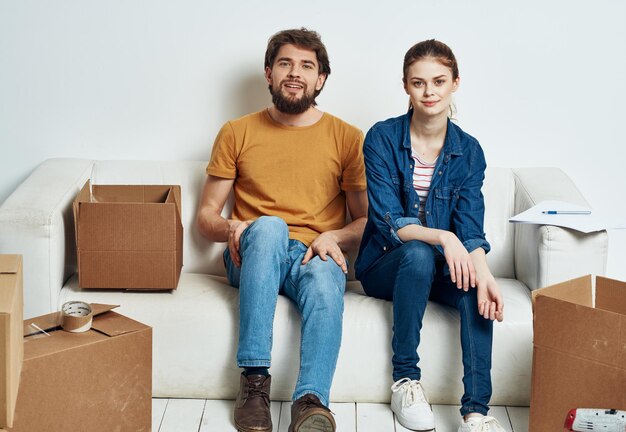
[207,109,365,246]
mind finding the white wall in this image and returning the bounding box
[2,0,625,279]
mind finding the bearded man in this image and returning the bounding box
[196,28,367,432]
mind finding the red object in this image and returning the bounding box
[564,409,576,431]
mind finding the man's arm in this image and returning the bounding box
[336,189,368,250]
[301,190,368,273]
[196,175,235,242]
[196,175,252,267]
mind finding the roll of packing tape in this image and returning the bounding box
[61,301,93,333]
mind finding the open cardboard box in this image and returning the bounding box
[6,304,152,432]
[0,255,23,430]
[73,181,183,290]
[529,275,626,431]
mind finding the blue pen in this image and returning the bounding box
[541,210,591,215]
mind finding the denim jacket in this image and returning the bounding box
[355,111,490,279]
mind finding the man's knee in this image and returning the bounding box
[241,216,289,248]
[247,215,288,236]
[299,257,346,305]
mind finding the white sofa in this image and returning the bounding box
[0,158,608,405]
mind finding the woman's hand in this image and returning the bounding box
[469,247,503,321]
[440,231,475,291]
[476,271,504,321]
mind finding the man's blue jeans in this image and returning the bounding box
[359,240,493,416]
[224,216,346,407]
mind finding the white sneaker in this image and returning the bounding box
[458,415,506,432]
[390,378,435,431]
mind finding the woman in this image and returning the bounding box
[355,40,505,432]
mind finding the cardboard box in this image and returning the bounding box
[529,275,626,431]
[7,305,152,432]
[74,181,183,289]
[0,255,23,430]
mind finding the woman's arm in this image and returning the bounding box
[363,127,419,248]
[451,143,490,253]
[470,247,504,321]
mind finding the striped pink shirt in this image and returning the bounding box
[411,149,438,225]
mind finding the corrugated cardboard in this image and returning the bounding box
[530,275,626,431]
[73,181,183,289]
[7,306,152,432]
[0,255,23,429]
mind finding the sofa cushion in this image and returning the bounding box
[59,273,532,405]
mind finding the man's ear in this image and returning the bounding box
[316,73,327,91]
[265,67,273,85]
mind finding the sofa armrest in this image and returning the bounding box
[0,158,94,318]
[513,167,608,291]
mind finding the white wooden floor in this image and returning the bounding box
[152,398,529,432]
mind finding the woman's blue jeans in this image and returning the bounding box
[224,216,346,407]
[359,240,493,416]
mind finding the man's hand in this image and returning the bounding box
[440,231,476,291]
[476,272,504,322]
[302,231,347,274]
[228,219,253,267]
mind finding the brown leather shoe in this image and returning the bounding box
[288,394,336,432]
[234,373,272,432]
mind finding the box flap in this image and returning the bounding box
[531,274,592,309]
[0,254,22,429]
[73,181,91,247]
[596,276,626,315]
[91,311,150,336]
[0,256,21,315]
[91,184,172,203]
[75,180,91,204]
[165,185,182,219]
[23,304,119,336]
[166,186,184,281]
[0,256,19,274]
[534,295,625,368]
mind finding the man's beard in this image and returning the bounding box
[269,82,317,115]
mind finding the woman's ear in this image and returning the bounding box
[453,76,461,92]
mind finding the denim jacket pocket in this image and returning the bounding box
[433,186,459,228]
[434,186,459,200]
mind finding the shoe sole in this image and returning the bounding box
[235,421,272,432]
[393,412,435,431]
[289,413,335,432]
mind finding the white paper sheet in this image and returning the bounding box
[508,200,626,233]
